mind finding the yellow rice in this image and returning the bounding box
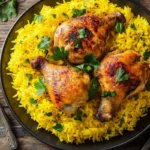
[7,0,150,144]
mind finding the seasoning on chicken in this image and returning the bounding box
[31,56,90,114]
[54,12,126,64]
[94,50,149,122]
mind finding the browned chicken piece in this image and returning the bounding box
[94,50,149,122]
[54,12,126,64]
[31,56,90,114]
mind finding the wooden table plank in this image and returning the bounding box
[0,136,56,150]
[142,0,150,10]
[0,0,150,150]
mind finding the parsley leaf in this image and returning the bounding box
[25,59,30,64]
[107,130,112,134]
[34,78,46,95]
[134,94,139,100]
[115,68,129,82]
[25,74,33,81]
[74,110,83,121]
[84,53,100,69]
[102,91,116,97]
[50,46,69,61]
[51,14,56,18]
[72,8,86,17]
[0,0,17,22]
[139,36,143,41]
[33,14,43,22]
[73,39,82,48]
[30,98,38,107]
[89,78,99,100]
[143,49,150,61]
[37,36,50,54]
[0,0,7,5]
[115,22,125,34]
[75,64,92,73]
[45,112,52,116]
[53,123,64,132]
[78,28,87,39]
[130,23,136,30]
[139,33,144,41]
[75,53,100,72]
[119,117,124,127]
[36,35,39,39]
[146,81,150,91]
[62,12,69,19]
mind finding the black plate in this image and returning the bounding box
[1,0,150,150]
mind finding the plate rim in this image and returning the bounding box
[0,0,150,150]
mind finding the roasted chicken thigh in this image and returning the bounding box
[54,12,126,64]
[31,56,90,114]
[95,50,149,121]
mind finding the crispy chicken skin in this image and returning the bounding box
[31,56,90,114]
[54,12,126,64]
[94,50,149,122]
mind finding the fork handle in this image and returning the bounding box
[0,104,18,150]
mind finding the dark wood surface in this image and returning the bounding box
[0,0,150,150]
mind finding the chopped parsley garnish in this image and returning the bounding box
[50,46,69,61]
[74,64,91,72]
[84,53,100,69]
[37,36,50,54]
[34,78,46,95]
[25,59,30,64]
[0,0,7,5]
[134,94,139,100]
[30,98,38,107]
[139,33,144,41]
[78,28,87,39]
[130,23,136,30]
[73,39,82,48]
[25,74,33,81]
[89,78,99,100]
[143,49,150,61]
[75,53,100,72]
[107,130,112,134]
[62,12,69,19]
[36,35,39,39]
[51,14,56,18]
[115,22,125,34]
[115,68,129,82]
[111,91,117,97]
[102,91,116,97]
[119,117,124,127]
[0,0,17,22]
[52,123,64,132]
[146,81,150,91]
[75,64,94,72]
[72,8,86,17]
[139,36,143,41]
[33,14,43,22]
[74,110,83,121]
[45,112,52,116]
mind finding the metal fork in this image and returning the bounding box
[0,104,18,150]
[141,137,150,150]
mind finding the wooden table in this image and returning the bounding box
[0,0,150,150]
